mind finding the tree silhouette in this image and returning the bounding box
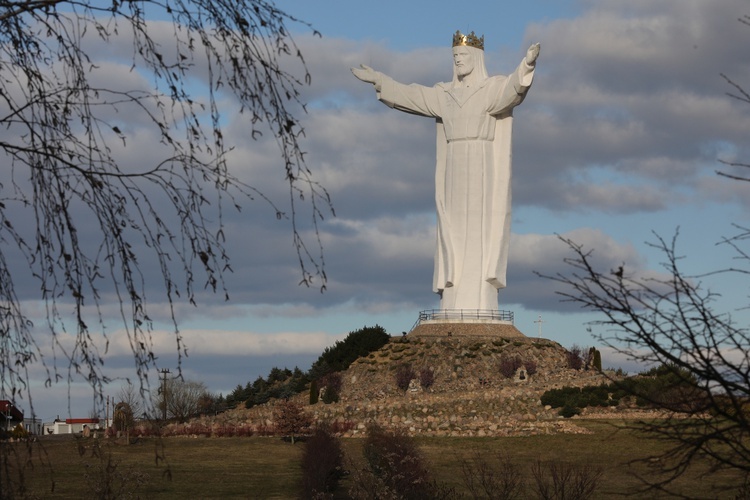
[0,0,332,415]
[541,15,750,492]
[152,378,211,422]
[543,232,750,487]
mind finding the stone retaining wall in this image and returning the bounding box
[205,336,616,438]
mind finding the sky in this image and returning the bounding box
[6,0,750,421]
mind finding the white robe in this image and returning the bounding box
[376,60,535,310]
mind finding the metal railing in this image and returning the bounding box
[411,309,514,331]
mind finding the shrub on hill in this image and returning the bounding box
[525,359,538,376]
[229,367,310,409]
[541,363,703,416]
[395,363,416,391]
[320,372,342,404]
[419,367,435,389]
[225,326,388,409]
[499,356,523,378]
[309,379,319,405]
[310,325,390,379]
[566,345,584,370]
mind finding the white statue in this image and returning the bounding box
[353,32,539,311]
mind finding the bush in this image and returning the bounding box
[419,367,435,389]
[328,420,356,434]
[113,402,135,432]
[395,364,416,391]
[530,459,602,500]
[582,346,594,369]
[82,441,151,499]
[310,325,390,379]
[273,399,312,444]
[499,356,522,378]
[300,425,344,499]
[309,379,319,405]
[11,424,28,440]
[320,372,342,404]
[592,348,602,371]
[542,385,613,411]
[633,363,706,411]
[360,424,434,498]
[267,366,292,384]
[567,345,584,370]
[184,422,212,437]
[736,474,750,500]
[525,359,538,376]
[559,404,581,418]
[541,386,583,408]
[461,451,524,500]
[541,367,704,415]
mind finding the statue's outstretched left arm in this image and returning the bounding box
[513,43,540,92]
[490,43,540,115]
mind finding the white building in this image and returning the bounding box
[43,418,102,435]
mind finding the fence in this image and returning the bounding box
[411,309,514,331]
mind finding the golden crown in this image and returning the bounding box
[452,30,484,50]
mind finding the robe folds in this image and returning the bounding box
[376,60,535,310]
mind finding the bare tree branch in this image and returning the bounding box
[0,0,332,422]
[540,231,750,488]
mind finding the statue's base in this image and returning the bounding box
[409,309,523,338]
[409,321,526,339]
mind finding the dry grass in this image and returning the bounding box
[419,420,745,498]
[2,420,745,499]
[3,435,304,499]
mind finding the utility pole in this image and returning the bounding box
[160,369,171,421]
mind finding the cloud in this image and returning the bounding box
[5,3,750,423]
[513,0,750,209]
[277,2,750,227]
[502,228,648,311]
[120,328,345,357]
[12,0,748,315]
[8,0,750,429]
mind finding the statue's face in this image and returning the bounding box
[453,47,474,77]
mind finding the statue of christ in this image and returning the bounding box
[353,32,539,311]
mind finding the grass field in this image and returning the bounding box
[2,420,745,499]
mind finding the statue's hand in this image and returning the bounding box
[526,43,541,65]
[352,64,381,86]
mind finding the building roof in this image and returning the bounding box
[65,418,100,424]
[0,401,24,421]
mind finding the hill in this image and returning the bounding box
[195,329,616,438]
